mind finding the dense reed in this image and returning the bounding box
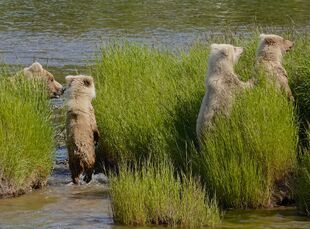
[109,161,220,226]
[0,74,54,197]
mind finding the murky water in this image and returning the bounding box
[1,1,310,228]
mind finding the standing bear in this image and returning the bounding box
[256,34,294,100]
[65,75,99,184]
[23,62,64,98]
[196,44,254,141]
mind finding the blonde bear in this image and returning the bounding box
[65,75,99,184]
[196,44,254,141]
[23,62,64,98]
[256,34,294,100]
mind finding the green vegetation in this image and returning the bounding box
[93,34,308,213]
[285,36,310,147]
[0,74,54,197]
[92,43,208,170]
[109,162,220,226]
[297,129,310,216]
[198,82,298,208]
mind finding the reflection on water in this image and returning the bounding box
[0,147,112,229]
[0,185,113,228]
[221,208,310,229]
[0,0,309,67]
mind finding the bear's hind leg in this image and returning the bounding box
[83,169,93,183]
[72,175,81,185]
[69,161,83,185]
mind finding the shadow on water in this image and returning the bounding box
[220,208,310,229]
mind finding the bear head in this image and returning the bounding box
[209,43,244,70]
[65,75,96,101]
[257,34,293,61]
[23,62,64,98]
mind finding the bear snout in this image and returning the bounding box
[54,81,65,96]
[285,40,294,52]
[52,92,60,98]
[50,84,65,98]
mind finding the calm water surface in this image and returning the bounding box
[1,1,310,228]
[0,0,309,71]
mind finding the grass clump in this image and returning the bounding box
[285,35,310,147]
[92,43,208,169]
[198,82,298,208]
[109,161,220,226]
[297,129,310,216]
[93,34,307,209]
[0,75,54,197]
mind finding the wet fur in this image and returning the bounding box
[66,75,99,184]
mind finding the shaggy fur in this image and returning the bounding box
[65,75,99,184]
[23,62,64,98]
[196,44,254,141]
[256,34,294,100]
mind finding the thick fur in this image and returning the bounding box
[65,75,99,184]
[196,44,254,141]
[23,62,64,98]
[256,34,294,100]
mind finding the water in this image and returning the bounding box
[1,144,310,229]
[1,151,310,229]
[1,1,310,228]
[0,0,309,72]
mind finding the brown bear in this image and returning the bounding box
[65,75,99,184]
[23,62,64,98]
[196,44,254,141]
[256,34,294,100]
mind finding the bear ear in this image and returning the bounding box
[259,34,266,40]
[210,44,228,56]
[234,46,244,56]
[65,75,76,84]
[210,43,218,49]
[264,37,276,45]
[29,62,43,72]
[210,43,221,51]
[260,34,276,45]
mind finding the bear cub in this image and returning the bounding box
[23,62,64,98]
[65,75,99,184]
[256,34,294,100]
[196,44,254,141]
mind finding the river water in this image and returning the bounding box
[0,0,310,71]
[0,0,310,228]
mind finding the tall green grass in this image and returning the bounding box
[93,34,307,209]
[0,75,54,197]
[285,35,310,148]
[109,161,220,226]
[198,82,298,208]
[297,129,310,216]
[92,43,208,170]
